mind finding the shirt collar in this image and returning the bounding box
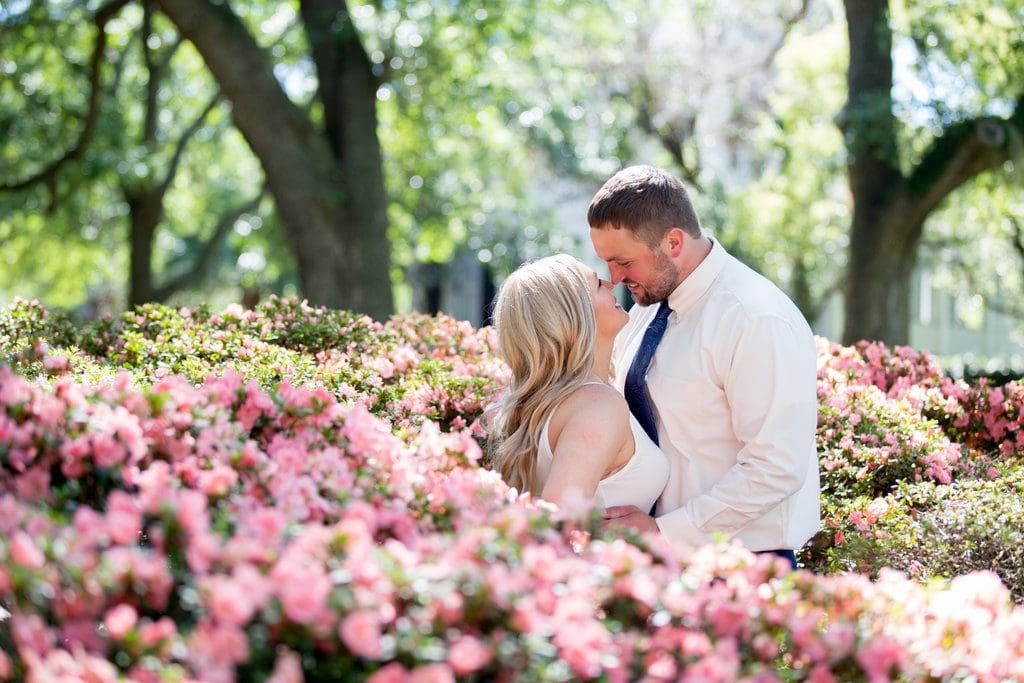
[666,236,727,314]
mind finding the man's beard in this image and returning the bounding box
[628,250,680,306]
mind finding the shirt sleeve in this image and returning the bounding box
[654,312,818,546]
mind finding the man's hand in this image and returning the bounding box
[600,505,660,534]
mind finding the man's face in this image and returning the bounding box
[589,226,681,306]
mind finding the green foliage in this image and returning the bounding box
[0,296,504,433]
[896,0,1024,127]
[0,2,288,309]
[721,19,850,324]
[0,298,77,352]
[806,467,1024,603]
[354,0,631,274]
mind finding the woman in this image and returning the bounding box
[488,254,668,511]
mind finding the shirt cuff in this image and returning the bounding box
[654,508,715,547]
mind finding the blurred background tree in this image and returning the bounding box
[839,0,1023,344]
[1,0,1022,351]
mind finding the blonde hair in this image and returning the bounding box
[488,254,597,495]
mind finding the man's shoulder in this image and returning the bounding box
[712,256,807,325]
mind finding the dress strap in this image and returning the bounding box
[578,380,609,387]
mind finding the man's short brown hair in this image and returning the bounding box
[587,165,702,246]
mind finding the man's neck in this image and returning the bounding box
[676,235,714,285]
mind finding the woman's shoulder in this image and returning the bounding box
[552,382,629,433]
[569,380,626,405]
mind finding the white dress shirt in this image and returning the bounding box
[612,238,820,551]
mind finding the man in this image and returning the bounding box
[589,165,819,566]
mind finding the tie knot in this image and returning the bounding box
[655,300,671,321]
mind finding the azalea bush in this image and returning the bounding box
[808,468,1024,602]
[805,339,1024,598]
[2,298,1024,681]
[0,296,505,434]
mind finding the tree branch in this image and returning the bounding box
[1008,213,1024,264]
[760,0,812,68]
[151,185,267,300]
[158,93,221,196]
[142,3,161,145]
[907,98,1024,220]
[628,79,702,190]
[154,0,340,208]
[0,0,130,194]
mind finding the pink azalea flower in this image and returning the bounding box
[276,565,331,625]
[447,634,492,675]
[808,664,837,683]
[367,662,410,683]
[267,647,305,683]
[855,636,907,683]
[339,611,384,659]
[104,604,139,640]
[203,574,259,627]
[138,617,177,649]
[409,664,455,683]
[10,532,45,569]
[707,602,749,638]
[106,490,143,545]
[0,370,32,405]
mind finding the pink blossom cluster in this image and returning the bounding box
[943,379,1024,458]
[809,338,1022,579]
[817,338,1023,459]
[816,377,963,497]
[2,298,510,436]
[4,353,1024,681]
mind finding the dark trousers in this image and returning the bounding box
[760,548,797,569]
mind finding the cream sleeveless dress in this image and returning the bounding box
[536,382,670,511]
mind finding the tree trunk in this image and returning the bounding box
[125,188,162,306]
[155,0,394,320]
[840,0,1022,345]
[840,0,907,344]
[843,207,922,344]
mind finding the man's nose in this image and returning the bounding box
[608,264,624,284]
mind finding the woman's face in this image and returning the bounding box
[589,271,629,342]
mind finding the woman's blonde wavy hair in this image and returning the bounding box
[488,254,597,496]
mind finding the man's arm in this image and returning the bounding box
[654,313,818,547]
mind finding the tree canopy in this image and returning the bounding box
[2,0,1022,345]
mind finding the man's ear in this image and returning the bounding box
[664,227,686,258]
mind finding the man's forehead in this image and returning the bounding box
[589,226,645,259]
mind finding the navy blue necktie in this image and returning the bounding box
[623,301,671,445]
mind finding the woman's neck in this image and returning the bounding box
[593,336,614,383]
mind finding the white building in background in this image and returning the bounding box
[814,266,1024,371]
[408,250,494,327]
